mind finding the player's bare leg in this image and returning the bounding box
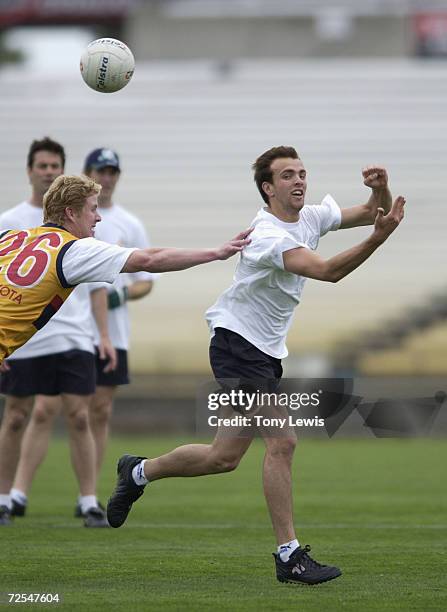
[262,435,297,545]
[0,396,33,523]
[62,394,96,496]
[257,404,341,585]
[146,429,253,480]
[12,396,61,505]
[89,385,116,477]
[62,393,108,527]
[0,396,33,493]
[107,415,254,528]
[254,402,297,544]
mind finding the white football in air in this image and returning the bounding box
[80,38,135,93]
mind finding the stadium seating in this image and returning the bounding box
[0,59,445,372]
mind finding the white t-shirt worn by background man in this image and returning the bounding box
[93,204,154,351]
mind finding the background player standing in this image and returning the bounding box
[83,148,154,490]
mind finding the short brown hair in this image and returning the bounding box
[43,175,101,225]
[27,137,66,169]
[252,146,299,204]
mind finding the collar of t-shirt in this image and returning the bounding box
[255,206,302,230]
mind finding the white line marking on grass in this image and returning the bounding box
[43,522,447,530]
[118,523,447,530]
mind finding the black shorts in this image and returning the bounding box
[95,347,129,387]
[209,327,283,394]
[0,350,96,397]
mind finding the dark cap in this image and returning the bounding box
[84,148,120,172]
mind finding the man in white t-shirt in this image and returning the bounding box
[107,146,405,586]
[0,173,251,526]
[0,137,115,528]
[82,148,153,491]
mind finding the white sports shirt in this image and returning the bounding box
[0,202,134,358]
[93,204,153,350]
[206,194,341,359]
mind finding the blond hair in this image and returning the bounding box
[43,175,101,225]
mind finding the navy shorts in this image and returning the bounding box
[95,347,129,387]
[209,328,283,394]
[0,349,96,397]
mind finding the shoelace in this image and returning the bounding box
[294,545,325,570]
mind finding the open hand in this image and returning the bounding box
[373,195,405,241]
[216,228,253,260]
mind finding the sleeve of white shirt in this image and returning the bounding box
[88,281,110,292]
[313,194,342,236]
[243,229,308,271]
[61,238,137,286]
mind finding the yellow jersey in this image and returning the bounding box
[0,225,78,363]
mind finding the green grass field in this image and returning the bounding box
[2,437,446,611]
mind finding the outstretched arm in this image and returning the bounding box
[340,166,392,229]
[284,196,405,282]
[121,228,252,273]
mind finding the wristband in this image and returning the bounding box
[108,286,128,310]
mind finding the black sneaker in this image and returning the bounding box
[0,505,12,526]
[11,499,26,517]
[83,506,109,528]
[273,545,342,585]
[107,454,147,528]
[75,500,105,518]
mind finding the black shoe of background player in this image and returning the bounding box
[273,545,342,585]
[11,499,26,517]
[107,454,147,528]
[83,505,109,528]
[75,499,105,518]
[0,505,12,526]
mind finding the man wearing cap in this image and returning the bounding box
[83,148,154,488]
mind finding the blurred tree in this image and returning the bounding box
[0,31,24,66]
